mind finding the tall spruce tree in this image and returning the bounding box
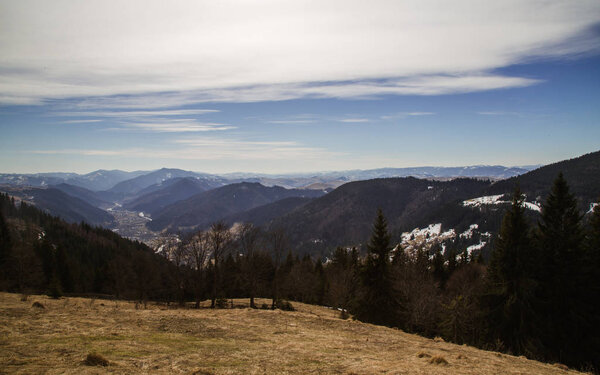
[484,186,540,357]
[355,209,398,326]
[584,201,600,370]
[536,173,589,366]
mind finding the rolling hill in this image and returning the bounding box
[269,177,492,254]
[147,182,326,232]
[52,183,111,208]
[123,177,218,215]
[0,186,114,226]
[221,196,315,227]
[486,150,600,206]
[107,168,224,195]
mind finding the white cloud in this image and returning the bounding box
[477,111,521,116]
[28,136,341,161]
[339,118,370,123]
[119,120,236,133]
[381,112,435,120]
[54,109,220,117]
[1,0,599,105]
[267,120,316,124]
[52,108,230,132]
[62,119,103,124]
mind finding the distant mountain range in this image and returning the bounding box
[0,164,538,193]
[0,152,597,257]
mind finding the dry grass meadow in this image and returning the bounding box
[0,292,585,374]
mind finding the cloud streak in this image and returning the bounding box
[29,136,341,161]
[1,0,598,105]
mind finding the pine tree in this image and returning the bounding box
[583,201,600,369]
[0,211,11,267]
[484,186,540,357]
[536,173,588,366]
[355,209,398,326]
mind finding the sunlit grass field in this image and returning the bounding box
[0,292,583,374]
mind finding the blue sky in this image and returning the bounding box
[1,1,599,174]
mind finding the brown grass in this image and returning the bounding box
[0,292,588,374]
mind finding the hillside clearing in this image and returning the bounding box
[0,293,583,374]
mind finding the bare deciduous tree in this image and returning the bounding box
[207,222,232,308]
[183,231,210,308]
[238,223,262,308]
[268,227,288,309]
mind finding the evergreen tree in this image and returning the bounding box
[355,209,398,326]
[484,186,539,357]
[536,173,589,366]
[0,211,11,267]
[584,201,600,369]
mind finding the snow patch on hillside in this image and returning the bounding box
[462,195,504,207]
[460,224,478,239]
[462,194,541,212]
[400,224,456,255]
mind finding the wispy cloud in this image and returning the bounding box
[119,120,235,133]
[53,109,219,117]
[267,120,316,125]
[28,136,341,161]
[381,112,435,120]
[173,137,341,160]
[339,118,370,123]
[62,119,103,124]
[1,0,598,105]
[477,111,521,116]
[51,108,231,132]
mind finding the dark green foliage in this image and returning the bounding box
[535,173,594,368]
[0,211,11,266]
[585,202,600,371]
[355,209,398,327]
[484,186,539,356]
[0,193,176,300]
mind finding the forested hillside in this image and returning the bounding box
[487,150,600,204]
[0,193,174,300]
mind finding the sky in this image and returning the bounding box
[1,0,599,174]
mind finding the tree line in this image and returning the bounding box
[352,173,599,371]
[0,172,598,371]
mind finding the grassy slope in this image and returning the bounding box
[0,292,582,375]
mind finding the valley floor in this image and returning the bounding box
[0,292,583,374]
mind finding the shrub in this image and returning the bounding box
[276,300,295,311]
[47,277,62,299]
[339,309,350,320]
[31,301,45,309]
[429,355,448,365]
[84,353,109,366]
[215,298,228,309]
